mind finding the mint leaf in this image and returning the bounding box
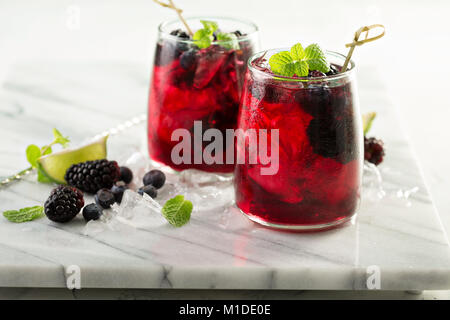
[294,60,309,77]
[269,51,293,75]
[193,20,218,49]
[290,43,305,61]
[216,32,239,49]
[193,29,213,49]
[200,20,218,34]
[3,206,44,223]
[161,195,193,227]
[26,144,41,168]
[269,42,330,77]
[304,44,330,73]
[53,128,70,148]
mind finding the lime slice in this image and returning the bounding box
[37,136,108,184]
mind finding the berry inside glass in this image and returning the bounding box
[234,49,363,231]
[148,17,259,173]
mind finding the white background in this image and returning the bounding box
[0,0,449,299]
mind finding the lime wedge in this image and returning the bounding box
[37,136,108,184]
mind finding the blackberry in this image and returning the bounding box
[82,203,103,222]
[143,170,166,189]
[306,116,357,164]
[65,159,120,194]
[95,188,116,209]
[180,49,197,70]
[364,136,385,165]
[44,185,84,223]
[111,185,127,203]
[138,185,158,199]
[119,166,133,184]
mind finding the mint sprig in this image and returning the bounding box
[161,195,193,227]
[269,43,330,77]
[3,206,44,223]
[193,20,218,49]
[25,129,70,183]
[193,20,239,50]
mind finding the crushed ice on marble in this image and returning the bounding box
[83,151,236,237]
[362,162,418,207]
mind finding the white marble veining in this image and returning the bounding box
[0,61,449,291]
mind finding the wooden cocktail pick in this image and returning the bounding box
[153,0,194,36]
[341,24,385,72]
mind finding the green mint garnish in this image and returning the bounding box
[193,20,218,49]
[52,128,70,147]
[193,20,238,50]
[161,195,193,227]
[3,206,44,223]
[25,128,70,183]
[216,32,239,50]
[269,43,330,77]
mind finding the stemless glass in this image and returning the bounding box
[234,49,363,231]
[147,17,259,173]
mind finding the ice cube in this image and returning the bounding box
[193,47,229,89]
[112,189,166,228]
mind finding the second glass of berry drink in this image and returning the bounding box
[147,17,259,173]
[234,46,363,231]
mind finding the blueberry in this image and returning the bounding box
[180,49,197,70]
[94,188,116,209]
[119,166,133,184]
[143,170,166,189]
[169,29,191,52]
[138,185,157,199]
[82,203,103,221]
[111,185,127,203]
[170,29,190,39]
[326,64,340,76]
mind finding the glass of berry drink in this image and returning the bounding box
[148,17,259,173]
[234,49,363,231]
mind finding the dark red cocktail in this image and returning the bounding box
[148,17,259,172]
[235,49,363,230]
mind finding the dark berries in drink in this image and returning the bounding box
[65,159,120,194]
[306,116,357,164]
[170,29,190,39]
[308,70,326,77]
[95,188,116,209]
[326,64,340,76]
[364,136,385,165]
[143,170,166,189]
[111,185,127,203]
[82,203,103,222]
[44,185,84,223]
[180,49,197,70]
[119,166,133,184]
[138,185,158,199]
[233,30,244,37]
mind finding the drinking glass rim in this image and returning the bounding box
[158,16,259,45]
[247,49,356,82]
